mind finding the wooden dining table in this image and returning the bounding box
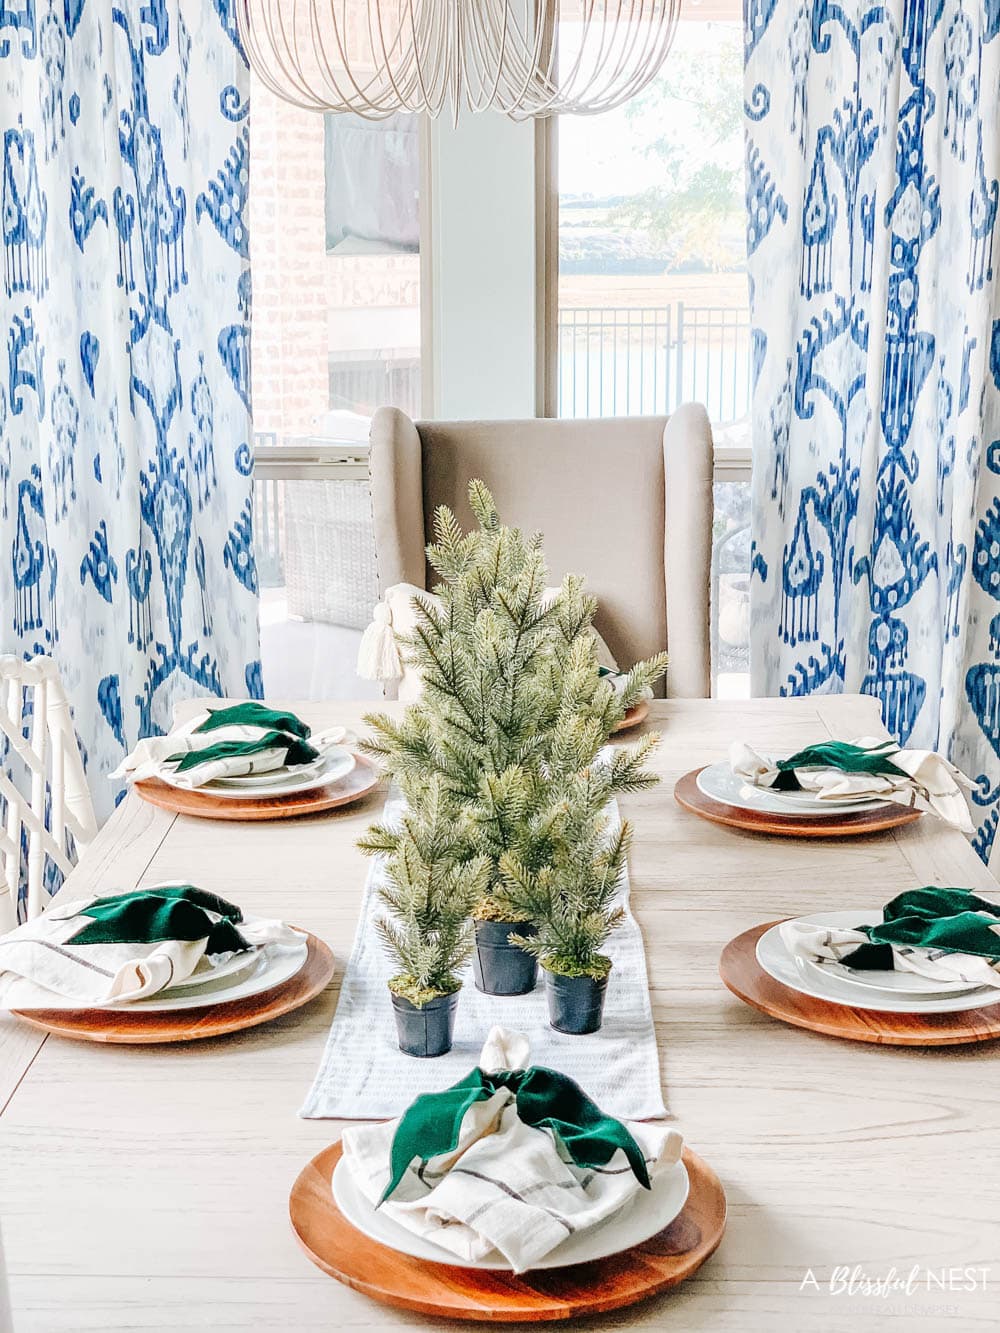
[1,694,998,1331]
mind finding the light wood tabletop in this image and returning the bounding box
[1,695,998,1332]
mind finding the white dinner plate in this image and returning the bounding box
[697,761,887,817]
[756,912,999,1014]
[12,935,309,1013]
[161,748,356,800]
[331,1153,690,1272]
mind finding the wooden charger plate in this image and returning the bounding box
[11,931,335,1044]
[674,767,922,838]
[289,1140,726,1323]
[134,753,381,821]
[612,698,649,734]
[720,921,1000,1046]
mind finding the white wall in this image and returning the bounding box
[425,113,539,419]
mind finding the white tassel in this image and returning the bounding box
[357,602,403,681]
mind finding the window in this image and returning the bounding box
[249,31,750,699]
[250,79,424,697]
[555,5,750,694]
[556,9,747,431]
[250,83,423,443]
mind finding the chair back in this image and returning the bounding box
[0,656,98,930]
[369,406,714,696]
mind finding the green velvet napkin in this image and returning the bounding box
[382,1065,650,1204]
[773,740,907,791]
[168,730,319,773]
[842,887,1000,970]
[193,702,311,739]
[68,885,250,954]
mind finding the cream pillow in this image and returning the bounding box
[361,582,619,703]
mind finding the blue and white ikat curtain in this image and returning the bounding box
[746,0,1000,861]
[0,1,261,819]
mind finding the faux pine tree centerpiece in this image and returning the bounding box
[359,779,489,1057]
[502,794,635,1034]
[360,482,666,1046]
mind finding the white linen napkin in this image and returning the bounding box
[730,735,974,831]
[780,918,1000,990]
[0,891,301,1007]
[340,1026,682,1273]
[110,716,349,788]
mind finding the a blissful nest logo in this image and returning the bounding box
[800,1266,991,1299]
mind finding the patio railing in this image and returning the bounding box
[557,303,751,424]
[320,304,751,427]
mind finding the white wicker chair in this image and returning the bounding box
[0,655,98,931]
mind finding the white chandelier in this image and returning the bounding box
[236,1,681,121]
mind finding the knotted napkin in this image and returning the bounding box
[111,702,348,788]
[0,884,301,1006]
[781,887,1000,990]
[731,736,974,831]
[340,1026,682,1272]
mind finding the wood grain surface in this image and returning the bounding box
[10,933,335,1044]
[674,766,924,838]
[719,921,1000,1046]
[133,753,382,821]
[2,695,998,1332]
[289,1140,726,1322]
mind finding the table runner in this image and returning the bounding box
[301,793,666,1121]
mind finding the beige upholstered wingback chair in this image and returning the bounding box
[367,405,715,698]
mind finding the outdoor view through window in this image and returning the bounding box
[558,8,751,692]
[558,17,747,430]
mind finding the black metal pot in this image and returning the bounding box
[390,989,459,1057]
[544,967,609,1034]
[472,919,539,996]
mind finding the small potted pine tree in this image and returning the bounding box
[359,779,488,1056]
[361,482,665,999]
[501,762,641,1034]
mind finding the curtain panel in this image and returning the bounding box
[0,1,261,821]
[746,0,1000,860]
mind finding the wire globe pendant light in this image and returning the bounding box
[236,1,681,121]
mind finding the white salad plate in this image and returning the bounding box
[12,935,309,1013]
[205,726,353,788]
[166,945,264,989]
[756,912,998,1014]
[210,756,328,789]
[331,1153,690,1272]
[696,761,886,817]
[162,747,356,800]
